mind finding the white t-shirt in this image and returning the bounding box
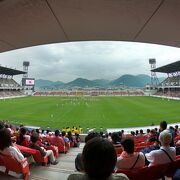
[145,146,176,166]
[0,146,24,162]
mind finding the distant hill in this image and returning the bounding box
[64,78,98,88]
[92,79,110,87]
[35,74,165,89]
[35,79,64,89]
[111,74,151,87]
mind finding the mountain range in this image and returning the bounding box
[35,74,165,89]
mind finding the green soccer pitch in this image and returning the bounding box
[0,96,179,130]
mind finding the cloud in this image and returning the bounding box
[0,41,180,83]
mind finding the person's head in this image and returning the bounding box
[0,128,12,150]
[175,125,179,130]
[30,132,39,143]
[160,121,167,131]
[82,137,117,179]
[159,130,172,146]
[140,129,144,134]
[111,132,121,144]
[150,129,156,135]
[135,130,139,135]
[61,131,66,136]
[20,127,27,135]
[0,121,4,129]
[19,127,27,141]
[55,130,60,137]
[121,138,134,154]
[131,131,135,136]
[100,131,103,137]
[147,129,150,133]
[67,131,72,137]
[85,132,99,143]
[36,129,40,134]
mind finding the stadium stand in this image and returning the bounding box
[152,61,180,99]
[0,66,26,98]
[34,90,145,97]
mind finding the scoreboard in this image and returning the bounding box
[22,78,35,86]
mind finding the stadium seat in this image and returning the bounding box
[0,152,29,180]
[47,136,68,153]
[115,164,166,180]
[116,158,180,180]
[15,144,48,166]
[0,155,4,166]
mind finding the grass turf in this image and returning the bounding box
[0,96,179,130]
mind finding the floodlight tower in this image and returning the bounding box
[149,58,159,87]
[23,61,30,78]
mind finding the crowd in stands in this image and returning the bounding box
[34,90,144,97]
[155,90,180,98]
[0,90,24,98]
[72,121,180,180]
[0,77,24,98]
[1,120,180,179]
[0,121,81,179]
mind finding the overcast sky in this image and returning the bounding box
[0,41,180,83]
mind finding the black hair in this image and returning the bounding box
[0,128,12,150]
[30,132,39,143]
[121,138,134,154]
[85,132,99,143]
[18,127,27,143]
[160,121,167,131]
[55,130,60,137]
[82,137,117,179]
[111,132,121,144]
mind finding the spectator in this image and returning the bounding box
[139,129,144,136]
[116,138,145,170]
[0,121,4,129]
[52,130,65,146]
[147,129,157,142]
[135,130,139,136]
[74,133,81,147]
[68,137,128,180]
[160,121,167,132]
[62,131,69,143]
[50,129,65,152]
[158,121,175,147]
[111,132,121,145]
[75,132,99,171]
[121,130,125,141]
[145,130,176,166]
[29,132,58,165]
[16,127,29,147]
[0,128,25,162]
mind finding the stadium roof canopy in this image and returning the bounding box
[1,0,180,53]
[0,66,26,75]
[151,61,180,73]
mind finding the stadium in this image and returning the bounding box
[0,1,180,180]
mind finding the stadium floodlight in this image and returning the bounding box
[23,61,30,66]
[149,58,156,65]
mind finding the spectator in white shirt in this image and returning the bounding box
[0,128,24,162]
[145,130,176,166]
